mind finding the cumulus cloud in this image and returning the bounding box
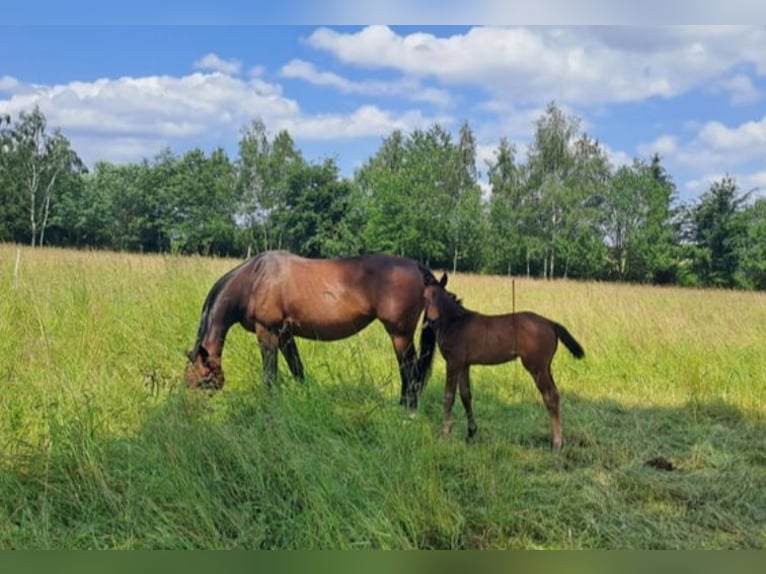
[304,26,766,106]
[193,53,242,75]
[684,170,766,197]
[0,69,448,165]
[277,105,452,140]
[719,74,761,105]
[638,135,679,159]
[681,122,764,165]
[641,114,766,199]
[280,59,452,107]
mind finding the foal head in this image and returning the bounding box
[184,345,225,390]
[423,273,463,328]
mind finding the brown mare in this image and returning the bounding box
[184,250,439,407]
[423,275,585,451]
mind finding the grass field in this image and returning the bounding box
[1,244,764,549]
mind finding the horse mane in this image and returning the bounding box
[190,252,280,357]
[435,285,469,321]
[417,262,440,287]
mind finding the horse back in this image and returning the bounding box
[440,311,558,367]
[245,252,425,340]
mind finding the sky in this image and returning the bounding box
[3,18,766,203]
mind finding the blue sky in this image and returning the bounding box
[3,23,766,203]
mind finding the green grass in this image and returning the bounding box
[1,245,764,549]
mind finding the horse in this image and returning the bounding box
[423,274,585,451]
[184,250,439,408]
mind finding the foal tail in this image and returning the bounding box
[550,321,585,359]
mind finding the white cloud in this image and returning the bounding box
[304,26,766,106]
[718,73,761,105]
[280,59,452,107]
[0,75,20,92]
[601,144,632,170]
[684,170,766,197]
[638,135,679,158]
[0,70,449,165]
[696,117,766,155]
[193,53,242,75]
[277,105,453,140]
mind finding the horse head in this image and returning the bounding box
[184,345,225,390]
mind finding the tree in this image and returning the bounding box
[738,197,766,289]
[0,106,85,246]
[357,126,451,264]
[486,137,527,274]
[279,158,360,258]
[602,155,678,283]
[236,119,303,253]
[166,147,239,255]
[525,102,586,278]
[558,133,611,279]
[688,175,751,288]
[447,121,486,272]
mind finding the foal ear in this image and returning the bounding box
[439,273,448,287]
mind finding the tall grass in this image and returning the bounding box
[1,245,764,548]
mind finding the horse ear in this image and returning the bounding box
[439,273,448,287]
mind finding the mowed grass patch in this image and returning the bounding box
[1,245,764,549]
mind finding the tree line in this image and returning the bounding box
[2,103,765,290]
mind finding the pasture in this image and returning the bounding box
[0,244,764,549]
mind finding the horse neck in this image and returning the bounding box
[437,293,469,329]
[196,276,242,358]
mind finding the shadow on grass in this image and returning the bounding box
[2,375,764,549]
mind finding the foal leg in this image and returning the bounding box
[441,364,461,437]
[524,358,563,451]
[255,324,279,388]
[457,367,478,440]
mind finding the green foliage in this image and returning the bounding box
[687,176,752,288]
[737,198,766,289]
[2,106,765,291]
[0,106,86,246]
[603,155,679,283]
[356,124,485,269]
[278,158,361,257]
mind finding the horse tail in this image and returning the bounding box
[550,321,585,359]
[415,317,436,389]
[414,261,439,390]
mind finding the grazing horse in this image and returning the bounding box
[184,250,439,407]
[423,274,585,451]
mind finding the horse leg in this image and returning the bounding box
[441,363,461,438]
[279,337,304,382]
[457,367,478,440]
[278,323,304,382]
[523,358,563,451]
[255,324,279,388]
[390,334,418,408]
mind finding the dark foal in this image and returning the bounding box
[185,250,439,408]
[423,274,585,451]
